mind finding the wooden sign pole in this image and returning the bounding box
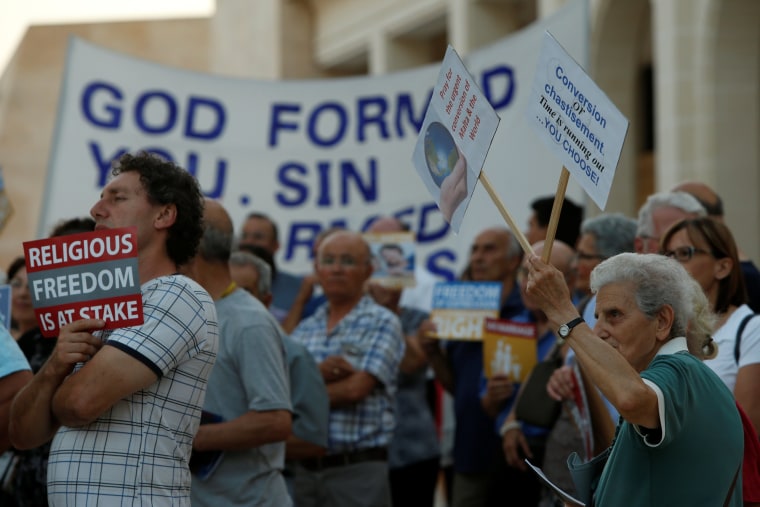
[541,167,570,263]
[479,172,535,256]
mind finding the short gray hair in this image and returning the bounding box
[505,228,523,261]
[229,250,272,297]
[199,225,233,263]
[581,213,637,258]
[590,253,716,359]
[636,191,706,238]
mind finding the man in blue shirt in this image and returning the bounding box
[423,226,526,507]
[0,326,31,451]
[291,230,405,507]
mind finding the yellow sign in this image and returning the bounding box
[482,317,537,380]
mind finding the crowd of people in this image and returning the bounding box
[0,151,758,507]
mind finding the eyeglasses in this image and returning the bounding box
[662,246,711,262]
[318,256,366,269]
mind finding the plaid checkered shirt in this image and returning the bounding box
[291,295,404,453]
[47,275,219,506]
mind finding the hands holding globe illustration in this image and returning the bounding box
[424,121,468,223]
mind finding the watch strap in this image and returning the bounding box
[559,316,585,340]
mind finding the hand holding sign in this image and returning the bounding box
[438,146,468,223]
[47,318,105,378]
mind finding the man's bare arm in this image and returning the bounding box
[286,435,327,460]
[1,370,33,451]
[50,343,158,427]
[326,371,378,407]
[193,410,292,451]
[10,319,104,449]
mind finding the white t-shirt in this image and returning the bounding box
[704,304,760,392]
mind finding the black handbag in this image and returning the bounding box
[514,345,563,428]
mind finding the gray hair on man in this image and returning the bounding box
[590,253,716,360]
[636,191,706,239]
[581,213,637,258]
[504,227,523,261]
[229,250,272,297]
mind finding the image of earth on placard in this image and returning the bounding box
[424,121,458,187]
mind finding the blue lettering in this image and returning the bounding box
[393,207,415,230]
[284,222,322,261]
[359,207,414,232]
[269,94,431,146]
[184,96,226,140]
[482,65,515,111]
[357,96,389,142]
[308,102,347,147]
[277,158,377,207]
[341,158,377,205]
[397,92,430,135]
[89,142,127,187]
[81,81,122,129]
[317,161,331,207]
[186,152,227,198]
[269,103,300,147]
[427,249,457,281]
[89,142,226,196]
[135,91,177,135]
[276,162,309,207]
[417,202,450,243]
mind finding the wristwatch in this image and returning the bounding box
[557,317,584,339]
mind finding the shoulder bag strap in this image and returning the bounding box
[735,313,757,364]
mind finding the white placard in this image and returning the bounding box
[526,31,628,210]
[40,1,587,281]
[412,46,500,233]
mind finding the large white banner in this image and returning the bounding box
[42,0,588,280]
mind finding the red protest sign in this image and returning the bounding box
[23,227,143,337]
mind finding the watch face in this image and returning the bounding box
[558,324,569,337]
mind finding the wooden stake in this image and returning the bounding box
[541,167,570,263]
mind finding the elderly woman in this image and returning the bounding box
[538,214,636,504]
[527,252,743,506]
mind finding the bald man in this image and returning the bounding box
[672,181,724,217]
[488,240,577,507]
[290,230,405,507]
[185,200,292,507]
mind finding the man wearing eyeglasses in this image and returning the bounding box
[290,230,405,507]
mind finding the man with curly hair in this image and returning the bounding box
[10,152,219,506]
